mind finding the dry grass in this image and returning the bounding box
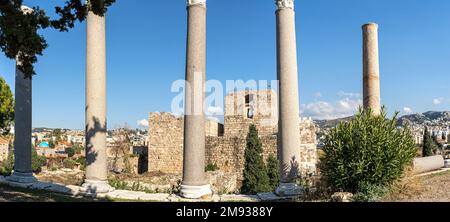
[385,169,450,202]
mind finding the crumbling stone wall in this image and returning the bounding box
[148,114,318,179]
[147,90,318,183]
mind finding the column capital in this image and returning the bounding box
[275,0,295,10]
[362,22,379,30]
[20,5,34,14]
[187,0,206,7]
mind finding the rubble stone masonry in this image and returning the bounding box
[148,90,317,183]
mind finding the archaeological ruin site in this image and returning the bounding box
[1,0,449,204]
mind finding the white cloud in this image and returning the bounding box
[301,97,362,120]
[433,98,444,105]
[403,107,413,114]
[337,91,361,98]
[314,92,322,98]
[207,106,223,115]
[137,119,149,128]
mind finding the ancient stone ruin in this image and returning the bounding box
[147,89,318,187]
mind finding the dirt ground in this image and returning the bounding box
[385,170,450,202]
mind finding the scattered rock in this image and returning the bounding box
[444,159,450,168]
[257,192,284,201]
[331,192,354,202]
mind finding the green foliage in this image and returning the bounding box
[48,138,55,148]
[266,154,280,190]
[205,163,219,172]
[0,145,14,176]
[351,182,390,202]
[422,127,436,157]
[62,158,76,169]
[0,0,116,78]
[319,107,416,196]
[31,146,46,173]
[75,156,86,171]
[0,77,14,135]
[241,125,271,194]
[65,147,75,158]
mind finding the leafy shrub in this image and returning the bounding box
[0,152,14,176]
[32,147,46,173]
[65,147,76,158]
[205,163,219,172]
[75,157,86,171]
[319,107,416,197]
[351,182,390,202]
[63,158,76,169]
[241,125,271,194]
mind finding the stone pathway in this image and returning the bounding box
[0,175,292,202]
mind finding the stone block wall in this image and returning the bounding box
[148,113,318,181]
[148,113,184,174]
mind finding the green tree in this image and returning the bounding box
[320,107,416,200]
[422,127,435,157]
[0,77,14,135]
[241,125,271,194]
[31,146,46,172]
[0,0,116,78]
[65,147,75,158]
[48,138,55,148]
[266,154,280,190]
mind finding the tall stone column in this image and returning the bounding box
[180,0,212,199]
[82,9,113,194]
[7,6,37,184]
[274,0,302,196]
[362,23,381,115]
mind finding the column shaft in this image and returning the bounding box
[83,10,111,193]
[277,8,301,183]
[180,2,212,199]
[8,5,37,183]
[10,60,35,182]
[362,23,381,115]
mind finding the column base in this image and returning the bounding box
[81,179,114,194]
[275,183,304,197]
[180,184,212,199]
[6,171,37,184]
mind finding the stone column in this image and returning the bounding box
[362,23,381,115]
[180,0,212,199]
[7,6,37,184]
[82,9,113,194]
[274,0,302,196]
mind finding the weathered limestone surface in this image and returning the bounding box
[8,6,37,183]
[8,59,36,183]
[362,23,381,115]
[413,156,445,174]
[275,0,303,196]
[181,0,211,198]
[147,111,317,190]
[83,10,113,193]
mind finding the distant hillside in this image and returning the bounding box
[314,116,354,129]
[314,111,450,129]
[397,111,450,126]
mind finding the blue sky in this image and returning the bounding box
[0,0,449,129]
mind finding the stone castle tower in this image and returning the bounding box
[147,90,317,182]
